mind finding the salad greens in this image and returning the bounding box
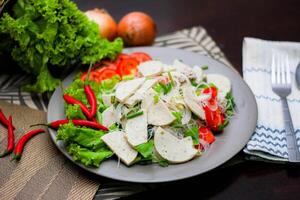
[67,143,113,167]
[218,91,235,130]
[57,123,113,167]
[134,140,169,167]
[56,76,121,167]
[56,123,106,150]
[0,0,123,93]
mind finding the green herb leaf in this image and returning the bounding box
[65,104,86,120]
[67,143,113,167]
[201,65,209,70]
[184,125,199,145]
[126,110,144,119]
[134,140,154,159]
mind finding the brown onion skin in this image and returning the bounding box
[117,12,157,46]
[85,8,118,41]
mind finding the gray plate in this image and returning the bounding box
[47,47,257,183]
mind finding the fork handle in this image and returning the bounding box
[281,97,300,162]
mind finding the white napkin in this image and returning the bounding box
[243,37,300,161]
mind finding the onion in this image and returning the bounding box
[85,8,118,41]
[181,108,191,124]
[117,12,156,46]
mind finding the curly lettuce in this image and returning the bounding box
[67,143,113,167]
[0,0,123,93]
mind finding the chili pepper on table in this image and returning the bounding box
[0,116,15,158]
[32,119,109,131]
[12,129,45,161]
[63,94,93,119]
[0,108,15,129]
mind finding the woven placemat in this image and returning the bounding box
[0,101,99,200]
[0,26,232,199]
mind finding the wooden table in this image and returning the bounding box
[74,0,300,199]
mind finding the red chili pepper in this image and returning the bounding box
[84,85,97,118]
[0,116,14,158]
[12,129,45,161]
[0,109,15,129]
[32,119,108,131]
[72,119,108,131]
[63,94,93,119]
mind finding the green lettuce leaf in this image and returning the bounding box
[134,140,154,159]
[23,67,60,93]
[184,125,199,145]
[133,140,169,167]
[67,143,113,167]
[0,0,123,93]
[56,123,106,150]
[65,104,86,120]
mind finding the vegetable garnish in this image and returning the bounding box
[201,65,209,70]
[80,52,152,82]
[63,94,93,119]
[12,129,46,161]
[126,110,144,119]
[0,116,15,158]
[84,65,98,119]
[32,119,108,131]
[199,126,215,144]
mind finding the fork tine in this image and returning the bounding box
[281,54,286,84]
[286,55,291,84]
[276,54,281,84]
[271,54,276,84]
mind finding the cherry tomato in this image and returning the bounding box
[130,52,152,63]
[203,106,225,131]
[116,57,139,76]
[199,126,215,144]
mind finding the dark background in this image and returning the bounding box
[75,0,300,74]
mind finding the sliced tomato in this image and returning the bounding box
[97,68,120,81]
[199,126,215,144]
[116,57,139,77]
[101,61,118,70]
[202,86,218,106]
[130,52,152,63]
[203,106,225,131]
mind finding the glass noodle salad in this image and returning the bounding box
[56,52,235,167]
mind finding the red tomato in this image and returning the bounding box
[97,68,120,81]
[199,126,215,144]
[202,86,218,106]
[203,106,225,131]
[101,61,118,70]
[115,53,132,65]
[116,57,139,76]
[130,52,152,63]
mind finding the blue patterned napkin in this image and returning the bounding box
[243,37,300,161]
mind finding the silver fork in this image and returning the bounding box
[271,54,300,162]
